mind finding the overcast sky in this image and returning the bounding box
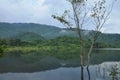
[0,0,120,33]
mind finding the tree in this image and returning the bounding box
[0,38,8,57]
[109,64,120,80]
[87,0,116,69]
[0,38,8,46]
[52,0,116,80]
[9,39,22,46]
[0,46,4,57]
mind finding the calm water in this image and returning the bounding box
[0,49,120,80]
[0,62,120,80]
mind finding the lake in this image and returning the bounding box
[0,48,120,80]
[0,62,120,80]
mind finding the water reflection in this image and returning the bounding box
[0,49,120,80]
[0,62,119,80]
[0,49,120,73]
[87,67,90,80]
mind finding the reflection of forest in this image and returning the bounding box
[87,62,120,80]
[0,49,120,73]
[81,62,120,80]
[0,62,119,80]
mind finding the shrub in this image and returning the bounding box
[0,45,6,57]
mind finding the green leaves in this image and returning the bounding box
[52,15,69,25]
[91,0,106,18]
[0,45,6,57]
[52,10,72,27]
[109,64,120,80]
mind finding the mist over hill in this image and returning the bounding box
[0,23,61,39]
[0,22,120,43]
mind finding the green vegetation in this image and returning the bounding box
[0,33,120,60]
[0,22,120,47]
[0,46,6,57]
[0,36,120,60]
[0,22,120,42]
[109,64,120,80]
[13,32,44,41]
[0,36,120,72]
[0,23,120,72]
[0,22,61,39]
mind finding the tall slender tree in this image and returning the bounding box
[52,0,116,79]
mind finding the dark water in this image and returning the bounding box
[0,62,120,80]
[0,49,120,80]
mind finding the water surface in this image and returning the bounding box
[0,62,120,80]
[0,49,120,80]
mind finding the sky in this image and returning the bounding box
[0,0,120,33]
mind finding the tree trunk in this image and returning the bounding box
[80,55,84,80]
[86,41,94,80]
[87,41,94,68]
[79,36,84,80]
[87,64,91,80]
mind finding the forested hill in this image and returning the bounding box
[0,22,120,43]
[0,22,80,39]
[0,23,61,39]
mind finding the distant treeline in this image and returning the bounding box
[0,36,120,48]
[0,36,120,64]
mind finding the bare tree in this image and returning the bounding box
[52,0,116,80]
[87,0,116,68]
[52,0,88,79]
[86,0,116,79]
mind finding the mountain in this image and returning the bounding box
[0,23,61,39]
[12,32,44,41]
[0,22,120,43]
[0,22,79,39]
[97,33,120,43]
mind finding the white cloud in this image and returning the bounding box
[0,0,69,27]
[101,26,120,34]
[0,0,119,33]
[101,0,120,33]
[0,0,50,23]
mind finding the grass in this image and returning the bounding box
[4,45,80,60]
[6,47,41,52]
[3,46,120,62]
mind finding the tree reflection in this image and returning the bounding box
[81,66,84,80]
[87,67,91,80]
